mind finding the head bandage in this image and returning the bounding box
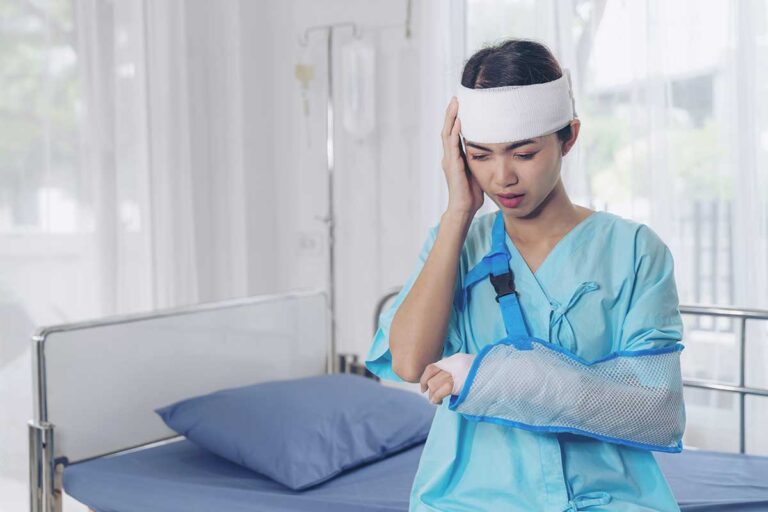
[457,68,577,147]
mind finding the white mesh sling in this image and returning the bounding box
[447,211,686,452]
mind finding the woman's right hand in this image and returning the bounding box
[441,97,484,216]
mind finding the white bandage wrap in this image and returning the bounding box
[457,68,577,144]
[433,353,475,396]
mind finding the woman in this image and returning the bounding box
[365,39,685,511]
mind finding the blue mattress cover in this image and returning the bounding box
[654,449,768,511]
[63,439,422,512]
[64,439,768,512]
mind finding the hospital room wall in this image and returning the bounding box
[0,1,450,508]
[266,0,462,371]
[147,0,454,364]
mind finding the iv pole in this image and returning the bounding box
[298,23,360,373]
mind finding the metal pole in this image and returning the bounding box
[739,317,746,454]
[298,23,359,373]
[29,422,55,512]
[30,330,56,512]
[326,26,337,373]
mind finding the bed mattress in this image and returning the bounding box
[63,439,768,512]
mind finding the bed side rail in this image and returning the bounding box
[29,290,330,512]
[677,305,768,454]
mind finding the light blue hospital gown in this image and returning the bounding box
[365,210,684,512]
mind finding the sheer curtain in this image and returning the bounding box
[0,0,280,506]
[466,0,768,454]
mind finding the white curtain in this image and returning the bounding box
[0,0,280,506]
[467,0,768,454]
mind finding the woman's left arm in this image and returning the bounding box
[427,225,686,452]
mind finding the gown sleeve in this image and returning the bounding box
[618,224,684,351]
[364,223,467,382]
[447,224,686,452]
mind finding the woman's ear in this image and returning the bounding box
[561,119,581,156]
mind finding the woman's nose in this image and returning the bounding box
[494,156,519,186]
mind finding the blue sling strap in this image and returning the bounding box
[454,211,530,341]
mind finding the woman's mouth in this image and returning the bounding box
[498,193,525,208]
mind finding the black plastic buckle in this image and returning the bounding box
[489,271,516,302]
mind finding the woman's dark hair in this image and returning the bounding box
[461,39,572,143]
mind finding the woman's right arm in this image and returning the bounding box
[390,96,483,383]
[390,210,473,382]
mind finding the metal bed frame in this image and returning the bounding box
[373,288,768,455]
[28,291,361,512]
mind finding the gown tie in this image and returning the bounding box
[549,281,599,349]
[561,491,612,511]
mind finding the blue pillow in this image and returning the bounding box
[155,373,435,490]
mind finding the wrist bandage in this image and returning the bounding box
[433,353,475,396]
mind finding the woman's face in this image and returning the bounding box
[463,120,579,218]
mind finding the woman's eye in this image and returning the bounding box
[470,153,536,161]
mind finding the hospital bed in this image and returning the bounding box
[28,289,768,511]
